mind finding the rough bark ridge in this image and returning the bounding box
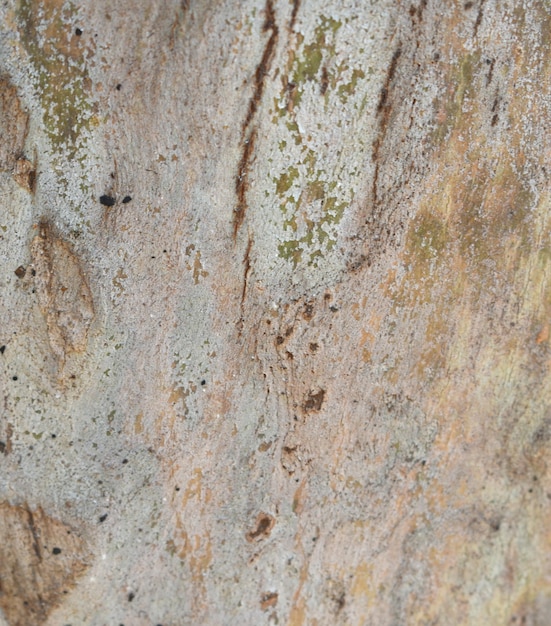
[0,1,550,624]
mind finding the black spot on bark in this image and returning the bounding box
[99,195,115,207]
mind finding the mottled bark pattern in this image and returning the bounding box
[0,0,549,625]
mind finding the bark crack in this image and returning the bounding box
[289,0,301,32]
[371,44,402,208]
[233,0,278,241]
[474,0,486,37]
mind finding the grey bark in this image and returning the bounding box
[0,1,550,625]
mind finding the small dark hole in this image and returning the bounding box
[75,27,83,36]
[12,376,18,381]
[0,346,5,354]
[99,195,116,207]
[175,486,180,491]
[122,458,128,464]
[116,83,122,90]
[122,195,132,203]
[200,379,206,385]
[127,592,135,602]
[52,547,62,555]
[31,269,36,276]
[51,434,57,438]
[99,513,108,523]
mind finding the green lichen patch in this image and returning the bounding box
[337,68,366,104]
[432,52,481,146]
[290,16,341,107]
[17,0,95,160]
[274,145,349,267]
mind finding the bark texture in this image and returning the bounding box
[0,1,550,624]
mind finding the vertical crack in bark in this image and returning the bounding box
[26,507,43,563]
[371,45,402,209]
[234,127,257,239]
[237,235,254,335]
[289,0,301,32]
[474,0,486,37]
[241,235,253,307]
[25,506,47,617]
[233,0,278,241]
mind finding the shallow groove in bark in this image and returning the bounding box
[233,0,278,240]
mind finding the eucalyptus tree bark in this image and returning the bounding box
[0,1,550,625]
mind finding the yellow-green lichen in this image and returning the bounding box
[17,0,95,160]
[432,52,481,145]
[337,68,366,103]
[284,16,342,110]
[274,144,349,267]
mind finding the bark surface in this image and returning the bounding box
[0,1,550,624]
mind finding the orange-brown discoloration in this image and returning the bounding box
[0,502,89,626]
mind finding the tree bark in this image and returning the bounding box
[0,1,550,624]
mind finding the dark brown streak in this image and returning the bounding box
[26,507,43,562]
[418,0,427,21]
[242,0,279,135]
[234,127,257,239]
[321,66,329,95]
[376,46,402,114]
[25,505,47,617]
[486,58,495,85]
[289,0,301,31]
[372,45,402,207]
[241,235,253,307]
[234,0,279,241]
[237,235,253,335]
[474,0,486,37]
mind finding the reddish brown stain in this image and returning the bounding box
[246,512,275,542]
[260,591,278,610]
